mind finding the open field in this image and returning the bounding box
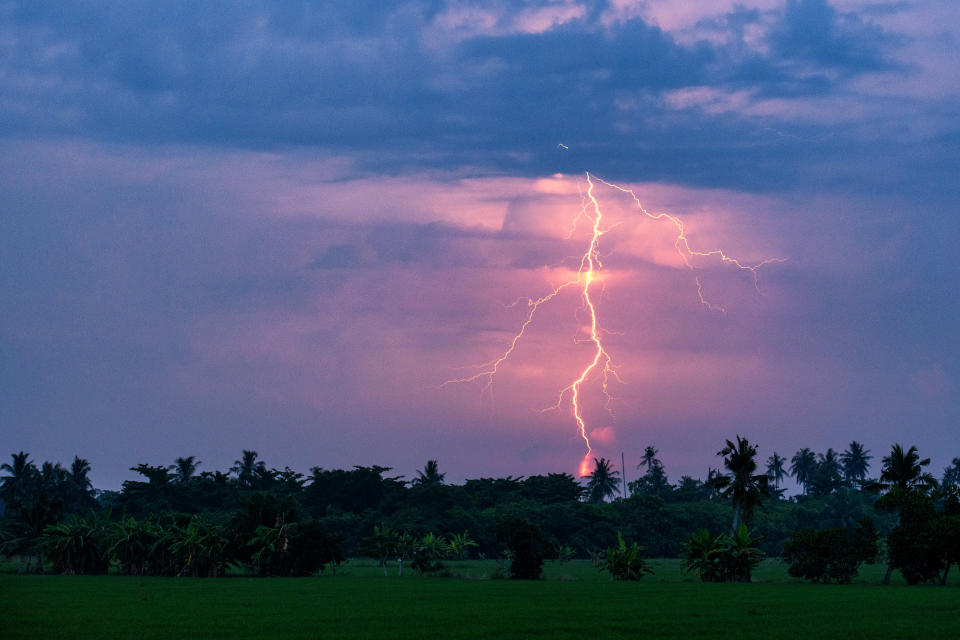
[3,560,959,640]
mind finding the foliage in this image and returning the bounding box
[586,457,620,504]
[790,448,817,494]
[38,510,112,575]
[448,530,478,560]
[412,532,449,575]
[782,519,878,583]
[367,522,399,575]
[713,436,771,533]
[3,443,959,585]
[413,460,445,487]
[494,517,556,579]
[680,525,764,582]
[601,531,652,581]
[840,442,872,487]
[681,528,728,582]
[724,524,766,582]
[630,447,670,497]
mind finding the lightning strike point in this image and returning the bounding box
[578,453,593,478]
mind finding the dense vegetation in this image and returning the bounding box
[2,439,959,586]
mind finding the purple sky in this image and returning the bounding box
[2,1,958,490]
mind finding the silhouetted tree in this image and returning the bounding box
[870,444,938,584]
[638,446,659,473]
[872,444,937,495]
[413,460,445,486]
[66,457,97,513]
[521,473,583,503]
[173,456,200,484]
[809,449,843,496]
[766,453,787,491]
[713,436,771,533]
[782,519,878,584]
[494,517,556,579]
[840,441,872,487]
[586,457,620,503]
[231,450,271,489]
[790,448,817,494]
[941,458,960,487]
[629,450,669,497]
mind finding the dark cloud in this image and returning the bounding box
[769,0,896,72]
[0,0,935,196]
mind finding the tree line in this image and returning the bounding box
[2,439,959,584]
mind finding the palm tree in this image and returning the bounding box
[873,444,937,494]
[714,436,771,533]
[809,448,842,496]
[870,444,937,585]
[765,453,787,490]
[68,457,92,491]
[412,460,445,486]
[1,451,38,505]
[638,446,659,472]
[66,457,96,512]
[790,448,817,494]
[840,441,872,486]
[173,456,200,484]
[231,450,267,489]
[943,458,960,487]
[586,457,620,503]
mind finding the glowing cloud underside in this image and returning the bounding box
[444,172,784,476]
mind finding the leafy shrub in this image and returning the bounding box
[601,531,652,581]
[681,525,764,582]
[494,517,556,580]
[412,531,449,575]
[782,518,878,584]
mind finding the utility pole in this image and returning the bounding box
[621,451,628,498]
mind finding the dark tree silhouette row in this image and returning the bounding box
[2,442,959,584]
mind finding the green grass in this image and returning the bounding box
[2,561,959,639]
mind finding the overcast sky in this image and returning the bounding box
[2,0,958,490]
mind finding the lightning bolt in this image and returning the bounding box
[445,172,783,477]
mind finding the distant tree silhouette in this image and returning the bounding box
[173,456,201,484]
[413,460,445,486]
[586,457,620,503]
[66,457,97,513]
[840,441,872,486]
[713,436,771,533]
[766,453,787,490]
[943,458,960,487]
[630,448,669,497]
[790,448,817,494]
[809,449,843,496]
[870,444,938,584]
[872,444,937,494]
[638,446,659,472]
[231,450,271,489]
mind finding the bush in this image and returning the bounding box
[782,518,878,584]
[681,525,764,582]
[494,517,556,580]
[601,531,652,581]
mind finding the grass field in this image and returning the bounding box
[3,560,959,639]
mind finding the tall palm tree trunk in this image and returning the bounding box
[730,503,743,536]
